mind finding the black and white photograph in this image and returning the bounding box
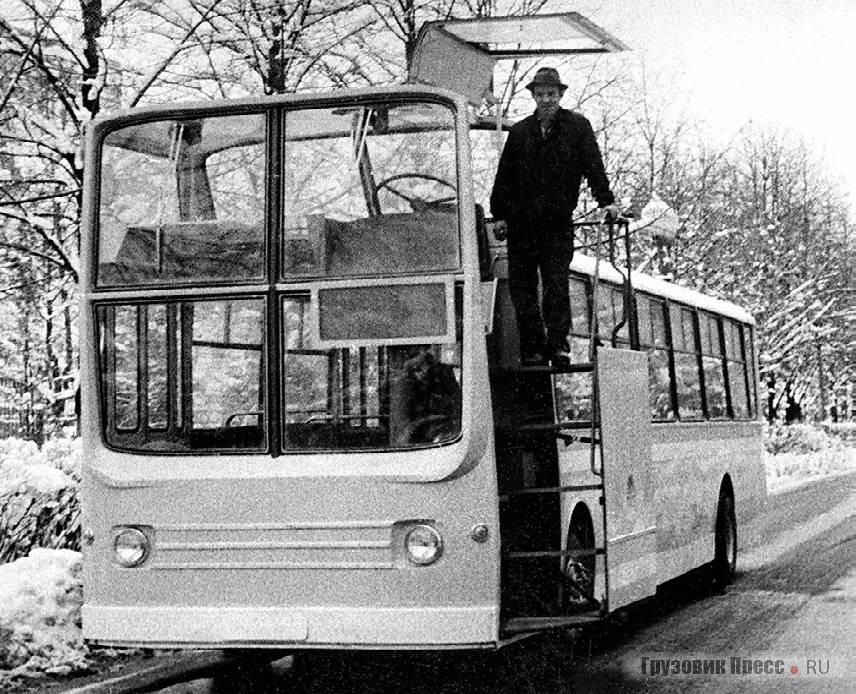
[0,1,853,692]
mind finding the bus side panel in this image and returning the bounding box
[651,421,765,583]
[80,447,501,649]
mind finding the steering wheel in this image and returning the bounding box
[375,173,456,212]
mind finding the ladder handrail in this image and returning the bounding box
[587,219,609,476]
[574,217,635,351]
[609,218,636,349]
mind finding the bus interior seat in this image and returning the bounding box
[283,211,459,276]
[102,222,263,283]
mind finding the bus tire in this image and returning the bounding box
[712,492,737,588]
[563,505,596,609]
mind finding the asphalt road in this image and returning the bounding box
[54,472,856,693]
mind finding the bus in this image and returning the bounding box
[79,16,766,654]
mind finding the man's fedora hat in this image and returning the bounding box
[526,67,567,92]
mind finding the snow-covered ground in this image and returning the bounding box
[765,441,856,493]
[0,433,853,688]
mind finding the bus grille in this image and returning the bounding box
[150,521,395,570]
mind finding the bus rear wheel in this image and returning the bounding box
[712,492,737,589]
[562,507,596,610]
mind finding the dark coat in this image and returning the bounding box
[490,108,614,224]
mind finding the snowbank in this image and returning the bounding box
[0,549,88,683]
[765,446,856,494]
[0,438,79,496]
[764,422,856,493]
[1,438,80,566]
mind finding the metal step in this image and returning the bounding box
[557,434,599,447]
[502,613,603,634]
[500,483,603,501]
[507,547,605,559]
[514,420,597,433]
[493,362,594,375]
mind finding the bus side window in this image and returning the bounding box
[744,324,758,418]
[640,296,675,420]
[700,313,727,419]
[671,305,703,419]
[724,318,749,418]
[553,277,592,421]
[595,284,614,342]
[568,277,590,359]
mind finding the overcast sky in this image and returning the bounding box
[572,0,856,203]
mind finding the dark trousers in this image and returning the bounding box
[507,220,575,357]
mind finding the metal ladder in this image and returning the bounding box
[495,219,633,634]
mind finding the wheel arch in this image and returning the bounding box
[567,501,595,545]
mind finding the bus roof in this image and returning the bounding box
[571,253,756,325]
[91,85,466,129]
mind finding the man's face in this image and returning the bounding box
[532,85,563,119]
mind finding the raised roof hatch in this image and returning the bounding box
[408,13,628,104]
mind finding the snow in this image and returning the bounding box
[0,438,78,495]
[0,549,87,681]
[571,252,756,324]
[765,444,856,495]
[0,432,852,686]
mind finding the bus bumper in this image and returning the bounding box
[82,604,499,649]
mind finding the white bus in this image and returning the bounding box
[79,14,766,653]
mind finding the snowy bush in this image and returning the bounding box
[764,423,839,455]
[0,437,81,564]
[821,422,856,444]
[764,423,855,493]
[0,549,88,680]
[765,446,855,493]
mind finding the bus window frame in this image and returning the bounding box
[742,324,758,419]
[564,270,758,427]
[88,90,469,456]
[665,302,703,421]
[718,314,736,419]
[636,292,678,422]
[277,98,463,283]
[93,108,272,291]
[698,310,729,420]
[95,293,270,454]
[91,93,465,292]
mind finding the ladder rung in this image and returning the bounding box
[516,421,597,433]
[493,362,594,375]
[516,412,557,426]
[500,483,603,500]
[502,614,603,633]
[507,548,604,559]
[557,434,599,445]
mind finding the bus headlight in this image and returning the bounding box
[112,527,150,567]
[404,524,443,565]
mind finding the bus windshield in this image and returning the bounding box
[97,101,460,286]
[94,98,463,453]
[98,113,267,286]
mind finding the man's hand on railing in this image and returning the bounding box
[599,203,623,223]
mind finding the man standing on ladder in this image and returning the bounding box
[491,67,620,367]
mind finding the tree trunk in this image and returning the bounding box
[80,0,102,119]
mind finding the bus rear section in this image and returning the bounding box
[79,90,505,649]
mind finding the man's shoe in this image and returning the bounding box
[550,349,571,367]
[521,351,547,367]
